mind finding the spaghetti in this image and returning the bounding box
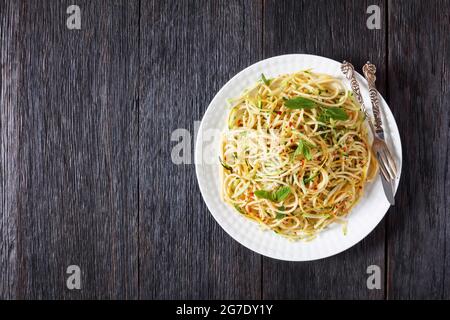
[220,70,377,240]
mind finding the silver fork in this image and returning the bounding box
[341,61,397,204]
[362,62,398,181]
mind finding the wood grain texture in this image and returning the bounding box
[1,0,449,299]
[262,0,387,299]
[138,0,263,299]
[8,0,139,299]
[0,0,20,299]
[387,0,450,299]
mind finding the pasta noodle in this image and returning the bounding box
[220,70,377,240]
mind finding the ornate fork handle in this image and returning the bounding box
[340,61,376,134]
[362,62,383,136]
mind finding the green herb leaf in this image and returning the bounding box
[293,139,304,158]
[274,186,291,202]
[219,157,232,171]
[326,108,349,120]
[318,113,329,123]
[320,107,349,122]
[293,139,314,161]
[257,96,262,109]
[275,213,285,220]
[255,186,291,202]
[261,73,271,86]
[254,190,274,201]
[303,145,312,160]
[284,97,316,110]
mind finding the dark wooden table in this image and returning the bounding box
[0,0,448,300]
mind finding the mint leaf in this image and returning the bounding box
[293,139,304,157]
[326,108,348,120]
[275,213,285,220]
[293,139,313,161]
[320,107,349,121]
[255,186,291,202]
[318,112,330,123]
[303,145,312,160]
[254,190,274,201]
[284,97,316,109]
[274,186,291,201]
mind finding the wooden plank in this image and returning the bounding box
[138,0,263,299]
[387,0,450,299]
[0,0,20,299]
[262,0,387,299]
[11,0,139,299]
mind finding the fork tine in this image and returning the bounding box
[379,149,396,180]
[383,147,398,177]
[377,152,392,180]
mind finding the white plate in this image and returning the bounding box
[195,54,402,261]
